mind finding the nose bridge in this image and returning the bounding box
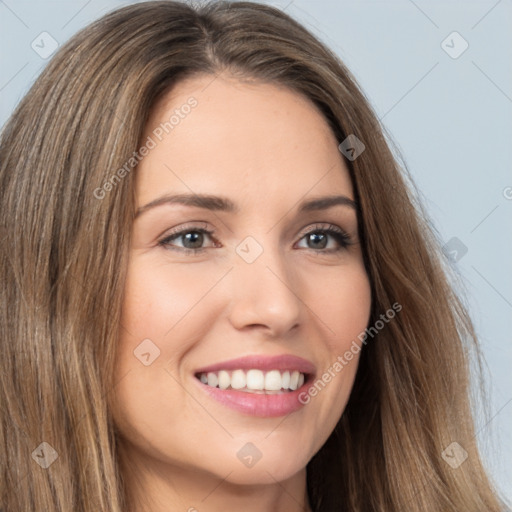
[228,235,302,334]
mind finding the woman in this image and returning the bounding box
[0,1,506,511]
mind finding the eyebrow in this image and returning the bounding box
[135,193,357,217]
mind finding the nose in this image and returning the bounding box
[227,245,303,337]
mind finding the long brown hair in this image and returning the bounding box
[0,1,505,510]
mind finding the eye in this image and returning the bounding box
[158,225,217,253]
[158,223,353,255]
[295,224,352,252]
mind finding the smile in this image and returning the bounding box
[193,354,315,417]
[196,369,306,393]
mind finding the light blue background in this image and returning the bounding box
[1,0,510,502]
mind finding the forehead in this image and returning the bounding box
[136,74,353,208]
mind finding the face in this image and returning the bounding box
[112,74,372,487]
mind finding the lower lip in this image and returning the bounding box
[194,377,312,417]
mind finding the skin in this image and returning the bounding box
[112,73,372,512]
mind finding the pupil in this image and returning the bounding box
[184,231,203,249]
[309,232,327,249]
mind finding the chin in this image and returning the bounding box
[222,460,308,486]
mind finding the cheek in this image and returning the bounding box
[311,262,372,350]
[113,258,233,428]
[120,258,228,343]
[112,260,225,460]
[300,262,371,436]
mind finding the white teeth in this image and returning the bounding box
[246,369,264,390]
[218,370,230,390]
[289,371,300,390]
[230,369,246,390]
[207,372,218,387]
[197,369,307,393]
[265,370,282,391]
[282,370,290,389]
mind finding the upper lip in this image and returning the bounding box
[194,354,316,376]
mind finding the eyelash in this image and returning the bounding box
[158,223,353,255]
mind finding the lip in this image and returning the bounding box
[194,354,316,375]
[193,354,316,418]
